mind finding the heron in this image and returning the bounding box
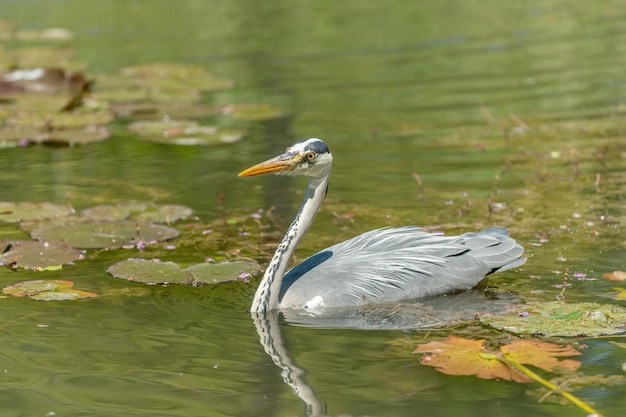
[239,138,526,314]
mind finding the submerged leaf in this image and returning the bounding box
[413,335,525,381]
[414,335,581,383]
[499,340,581,372]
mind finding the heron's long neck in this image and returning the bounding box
[251,174,329,313]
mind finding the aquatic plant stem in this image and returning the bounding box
[498,355,601,417]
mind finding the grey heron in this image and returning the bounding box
[239,138,526,314]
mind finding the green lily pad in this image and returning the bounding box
[3,279,71,296]
[119,63,235,93]
[133,204,193,223]
[15,28,75,42]
[186,260,261,284]
[10,48,84,71]
[43,126,111,146]
[111,101,221,120]
[128,119,244,145]
[222,103,286,121]
[30,220,180,249]
[6,109,114,129]
[2,279,98,301]
[30,289,97,301]
[79,202,193,223]
[0,201,73,223]
[80,202,149,221]
[0,240,83,270]
[107,258,261,285]
[481,301,626,337]
[0,127,45,146]
[107,258,194,285]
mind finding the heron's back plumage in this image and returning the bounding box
[278,226,526,310]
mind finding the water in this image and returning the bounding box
[1,0,625,416]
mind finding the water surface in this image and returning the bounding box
[0,1,625,416]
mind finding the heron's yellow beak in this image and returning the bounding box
[238,152,304,177]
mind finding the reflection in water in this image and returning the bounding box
[253,289,518,416]
[253,311,326,417]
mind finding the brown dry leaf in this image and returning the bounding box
[414,336,582,383]
[603,270,626,281]
[500,339,581,372]
[413,335,531,382]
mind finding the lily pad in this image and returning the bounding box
[222,103,286,121]
[107,259,194,285]
[107,258,261,285]
[79,202,193,223]
[133,204,193,223]
[43,126,111,146]
[6,109,114,129]
[0,201,73,223]
[0,240,83,270]
[119,63,235,93]
[186,260,262,284]
[110,101,221,120]
[80,202,150,221]
[128,119,244,145]
[481,301,626,337]
[2,279,98,301]
[30,220,180,249]
[414,335,581,383]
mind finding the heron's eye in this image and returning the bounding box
[305,152,316,161]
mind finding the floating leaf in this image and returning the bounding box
[133,204,193,223]
[2,279,71,297]
[119,63,234,93]
[106,258,193,285]
[128,119,244,146]
[222,103,286,121]
[499,340,581,372]
[80,202,149,221]
[14,28,74,42]
[0,201,73,223]
[79,202,193,223]
[0,240,83,270]
[414,336,528,382]
[414,335,580,383]
[600,290,626,301]
[43,126,111,146]
[2,279,98,301]
[604,271,626,281]
[481,301,626,336]
[110,101,221,120]
[185,260,262,284]
[107,258,261,285]
[6,109,114,129]
[30,289,97,301]
[30,220,180,249]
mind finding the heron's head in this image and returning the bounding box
[238,138,333,179]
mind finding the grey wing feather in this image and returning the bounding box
[279,226,525,310]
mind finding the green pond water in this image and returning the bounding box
[1,0,625,416]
